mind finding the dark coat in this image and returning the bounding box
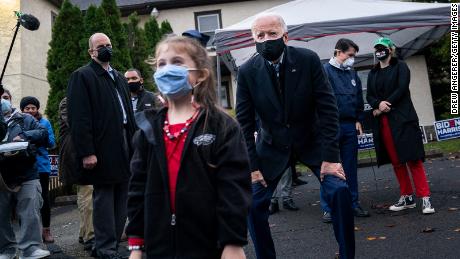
[58,97,79,185]
[134,89,162,112]
[236,46,340,181]
[1,111,48,187]
[366,58,424,166]
[67,60,136,185]
[323,63,364,123]
[0,114,6,141]
[126,108,251,259]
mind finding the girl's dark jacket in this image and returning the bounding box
[126,107,252,259]
[366,58,424,166]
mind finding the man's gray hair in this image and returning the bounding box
[251,13,288,37]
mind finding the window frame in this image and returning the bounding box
[51,11,58,26]
[194,10,222,33]
[219,81,232,109]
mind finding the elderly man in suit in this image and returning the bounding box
[236,13,355,259]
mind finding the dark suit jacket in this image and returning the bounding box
[67,60,136,185]
[135,89,162,112]
[236,46,340,181]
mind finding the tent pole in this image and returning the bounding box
[216,54,222,107]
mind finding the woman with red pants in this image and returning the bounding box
[366,37,435,214]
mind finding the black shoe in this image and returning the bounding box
[90,248,97,258]
[269,200,280,215]
[83,238,95,251]
[322,211,332,223]
[292,178,308,187]
[389,195,416,211]
[282,200,299,211]
[353,206,370,217]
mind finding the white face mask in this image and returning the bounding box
[342,57,355,68]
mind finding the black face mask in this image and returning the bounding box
[256,37,286,61]
[375,48,390,61]
[128,81,142,92]
[97,46,113,62]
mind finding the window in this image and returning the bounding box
[219,81,232,109]
[194,10,222,47]
[195,10,221,33]
[357,69,371,111]
[357,69,373,132]
[51,11,57,26]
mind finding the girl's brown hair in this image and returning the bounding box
[153,36,217,111]
[2,89,12,100]
[153,36,228,163]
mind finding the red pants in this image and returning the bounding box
[380,115,430,197]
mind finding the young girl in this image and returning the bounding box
[126,36,251,259]
[366,37,434,214]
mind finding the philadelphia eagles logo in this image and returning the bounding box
[193,134,216,146]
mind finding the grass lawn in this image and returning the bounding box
[295,138,460,172]
[358,137,460,160]
[424,138,460,155]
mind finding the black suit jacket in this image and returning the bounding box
[135,89,162,112]
[236,46,340,180]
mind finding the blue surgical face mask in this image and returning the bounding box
[153,65,197,99]
[1,99,12,116]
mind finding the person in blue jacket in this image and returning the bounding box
[20,96,56,243]
[321,38,370,223]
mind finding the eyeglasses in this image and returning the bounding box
[375,47,389,52]
[93,43,112,51]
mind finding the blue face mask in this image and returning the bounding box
[1,99,12,115]
[153,65,196,99]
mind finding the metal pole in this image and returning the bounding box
[216,54,222,107]
[0,20,21,84]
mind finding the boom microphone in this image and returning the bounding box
[18,13,40,31]
[1,12,40,85]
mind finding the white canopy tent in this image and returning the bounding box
[214,0,451,74]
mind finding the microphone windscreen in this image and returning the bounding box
[20,14,40,31]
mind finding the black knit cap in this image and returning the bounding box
[20,96,40,111]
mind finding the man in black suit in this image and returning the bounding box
[124,68,162,112]
[236,14,355,259]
